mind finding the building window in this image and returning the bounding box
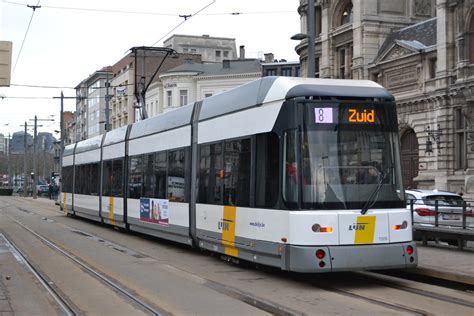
[339,49,346,79]
[455,108,467,170]
[295,67,300,77]
[204,93,213,98]
[337,46,352,79]
[315,6,322,36]
[341,2,353,25]
[265,68,277,76]
[215,50,221,59]
[429,57,437,79]
[281,68,292,77]
[223,51,229,58]
[166,90,172,107]
[179,90,188,106]
[469,16,474,64]
[315,57,320,78]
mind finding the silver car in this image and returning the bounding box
[405,189,473,230]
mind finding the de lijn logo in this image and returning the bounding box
[348,222,367,231]
[218,218,233,231]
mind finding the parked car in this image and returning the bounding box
[37,184,50,196]
[405,189,473,241]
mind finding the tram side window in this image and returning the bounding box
[102,160,113,196]
[283,129,299,206]
[154,152,167,199]
[198,143,223,204]
[90,163,99,195]
[168,149,186,202]
[112,159,123,197]
[75,163,99,195]
[128,155,143,199]
[75,165,84,194]
[103,159,123,197]
[143,154,155,198]
[256,133,280,208]
[223,139,250,207]
[61,166,73,192]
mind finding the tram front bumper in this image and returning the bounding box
[287,242,417,273]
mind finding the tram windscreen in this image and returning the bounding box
[298,101,405,209]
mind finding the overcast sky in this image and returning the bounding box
[0,0,300,137]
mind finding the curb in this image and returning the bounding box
[406,267,474,286]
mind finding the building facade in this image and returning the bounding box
[164,34,237,63]
[74,67,113,140]
[145,58,262,115]
[295,0,474,197]
[0,133,8,155]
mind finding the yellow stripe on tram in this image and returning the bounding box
[222,206,238,257]
[108,196,115,225]
[63,192,67,211]
[354,216,376,244]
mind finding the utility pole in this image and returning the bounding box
[33,116,37,199]
[105,80,111,131]
[54,91,76,193]
[307,0,315,78]
[29,116,50,199]
[7,133,11,189]
[23,122,28,197]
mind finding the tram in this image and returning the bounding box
[61,76,417,272]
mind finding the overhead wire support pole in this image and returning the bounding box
[21,122,35,197]
[131,47,177,121]
[53,92,77,195]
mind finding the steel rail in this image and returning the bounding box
[2,212,167,316]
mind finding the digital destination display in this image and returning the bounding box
[314,107,377,124]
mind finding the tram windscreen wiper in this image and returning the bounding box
[361,166,390,215]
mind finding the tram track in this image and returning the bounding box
[1,209,168,316]
[357,271,474,308]
[0,200,304,315]
[0,232,78,316]
[1,197,472,315]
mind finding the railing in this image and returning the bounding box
[408,198,474,250]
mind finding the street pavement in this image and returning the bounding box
[0,197,472,314]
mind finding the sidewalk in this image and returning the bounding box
[410,242,474,285]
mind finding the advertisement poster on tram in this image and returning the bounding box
[140,198,169,226]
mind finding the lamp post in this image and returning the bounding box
[290,0,315,78]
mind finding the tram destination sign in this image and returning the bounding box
[314,107,377,124]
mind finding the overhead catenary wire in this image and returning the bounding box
[151,0,216,47]
[11,0,41,76]
[2,1,292,17]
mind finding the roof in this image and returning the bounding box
[376,17,437,61]
[162,59,262,78]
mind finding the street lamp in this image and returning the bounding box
[290,0,315,78]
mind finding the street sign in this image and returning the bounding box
[0,41,12,87]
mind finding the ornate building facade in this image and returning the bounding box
[295,0,474,197]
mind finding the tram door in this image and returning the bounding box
[401,129,419,189]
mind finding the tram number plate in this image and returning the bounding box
[442,214,460,220]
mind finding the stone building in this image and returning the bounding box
[294,0,474,198]
[164,34,237,63]
[145,58,262,115]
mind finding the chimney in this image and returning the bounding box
[264,53,274,63]
[239,45,245,59]
[223,60,230,69]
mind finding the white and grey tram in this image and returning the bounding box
[61,76,417,272]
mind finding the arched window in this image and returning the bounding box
[469,15,474,64]
[341,2,353,25]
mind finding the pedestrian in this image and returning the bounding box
[48,182,53,200]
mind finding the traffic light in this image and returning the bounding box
[51,172,56,182]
